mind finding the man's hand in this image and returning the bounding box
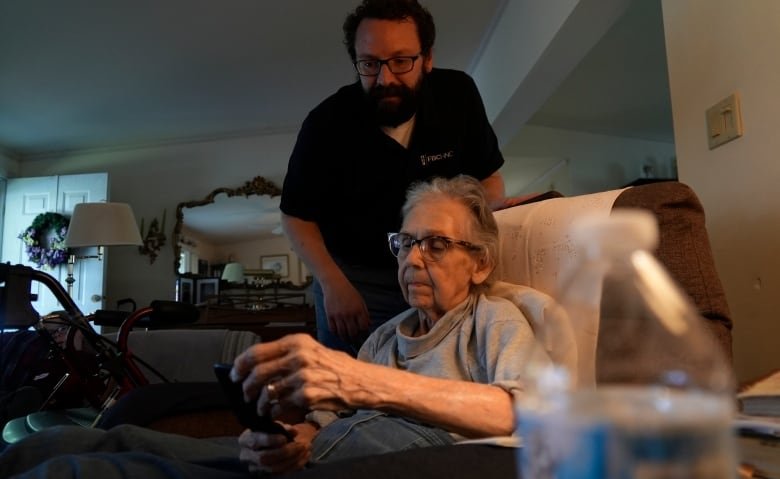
[322,276,370,341]
[238,422,317,474]
[280,214,371,342]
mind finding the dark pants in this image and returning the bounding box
[0,414,457,478]
[0,424,247,479]
[313,263,408,355]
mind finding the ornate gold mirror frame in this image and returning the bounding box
[172,176,282,275]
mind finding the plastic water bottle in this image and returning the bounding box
[516,209,736,479]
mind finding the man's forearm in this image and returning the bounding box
[480,171,506,210]
[281,214,344,285]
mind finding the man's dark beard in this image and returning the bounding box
[366,74,425,127]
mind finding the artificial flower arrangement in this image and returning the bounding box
[18,212,70,269]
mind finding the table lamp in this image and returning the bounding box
[221,262,245,284]
[64,202,143,297]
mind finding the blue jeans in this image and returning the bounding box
[313,263,408,355]
[311,410,455,464]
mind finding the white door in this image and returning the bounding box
[1,173,109,318]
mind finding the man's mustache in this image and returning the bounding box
[370,84,410,99]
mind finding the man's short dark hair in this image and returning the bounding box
[343,0,436,62]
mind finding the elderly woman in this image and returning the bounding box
[233,175,549,473]
[0,175,549,478]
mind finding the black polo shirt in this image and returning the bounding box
[281,68,504,269]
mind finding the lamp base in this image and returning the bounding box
[66,248,104,298]
[66,255,76,297]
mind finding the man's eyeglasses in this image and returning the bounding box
[353,54,421,76]
[387,232,482,262]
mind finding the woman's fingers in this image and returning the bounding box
[238,428,288,450]
[232,336,304,399]
[231,339,289,381]
[239,427,310,474]
[255,378,290,415]
[232,334,358,410]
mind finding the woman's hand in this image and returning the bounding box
[231,334,373,413]
[238,421,318,474]
[232,333,516,438]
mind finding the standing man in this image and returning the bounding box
[281,0,505,354]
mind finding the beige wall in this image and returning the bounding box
[662,0,780,383]
[502,125,676,196]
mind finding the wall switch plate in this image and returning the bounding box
[706,92,744,150]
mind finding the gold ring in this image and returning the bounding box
[267,382,277,399]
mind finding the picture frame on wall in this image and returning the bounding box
[196,277,219,304]
[261,254,289,278]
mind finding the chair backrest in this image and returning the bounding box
[494,188,625,300]
[493,181,733,385]
[493,188,625,386]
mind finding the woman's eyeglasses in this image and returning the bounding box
[387,232,481,262]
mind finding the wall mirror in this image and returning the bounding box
[173,176,308,286]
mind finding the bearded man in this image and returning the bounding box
[280,0,505,355]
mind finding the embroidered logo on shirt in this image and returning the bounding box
[419,150,454,166]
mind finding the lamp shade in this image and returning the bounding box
[221,262,245,283]
[65,202,143,247]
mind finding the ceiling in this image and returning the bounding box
[182,193,282,243]
[0,0,672,240]
[0,0,501,157]
[523,0,672,144]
